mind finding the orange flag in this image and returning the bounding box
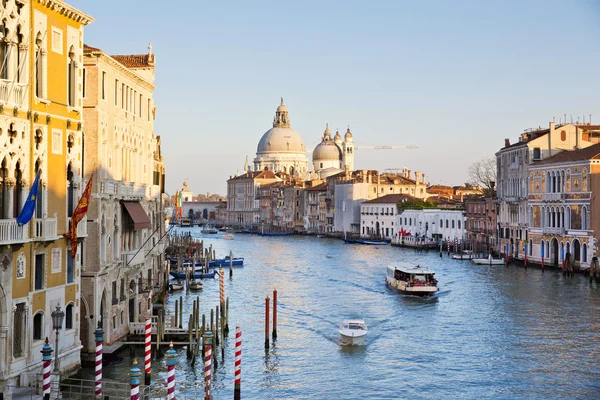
[64,173,94,259]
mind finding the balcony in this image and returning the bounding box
[0,80,27,108]
[0,219,28,244]
[541,193,564,202]
[31,218,58,241]
[542,227,565,235]
[68,217,87,237]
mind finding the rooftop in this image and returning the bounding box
[533,142,600,165]
[362,194,417,204]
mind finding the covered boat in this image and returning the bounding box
[339,319,368,346]
[472,255,505,265]
[386,262,438,296]
[452,250,475,260]
[344,238,388,245]
[209,257,244,267]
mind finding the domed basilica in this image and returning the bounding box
[252,99,355,179]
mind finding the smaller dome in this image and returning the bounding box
[334,130,342,142]
[313,139,342,162]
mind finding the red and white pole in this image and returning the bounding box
[203,331,213,400]
[129,359,141,400]
[94,323,104,398]
[41,338,53,400]
[234,327,242,400]
[265,296,270,349]
[144,317,152,385]
[166,342,177,400]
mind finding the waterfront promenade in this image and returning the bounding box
[84,228,600,399]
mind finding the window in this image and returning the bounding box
[65,304,73,330]
[82,68,86,98]
[102,71,106,100]
[114,79,118,105]
[33,313,43,341]
[52,129,62,154]
[446,219,449,228]
[139,94,142,116]
[67,251,74,283]
[458,220,461,229]
[122,83,126,109]
[112,281,117,303]
[51,27,63,54]
[34,253,45,290]
[35,32,44,98]
[533,148,541,160]
[452,220,455,229]
[147,99,151,121]
[13,302,26,357]
[0,21,8,80]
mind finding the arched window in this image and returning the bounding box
[65,303,74,330]
[68,47,76,106]
[16,25,23,82]
[582,243,588,264]
[33,312,43,341]
[582,206,588,230]
[35,32,44,98]
[529,239,533,256]
[13,161,22,218]
[67,163,74,217]
[0,157,7,219]
[573,239,581,262]
[35,160,44,218]
[0,19,9,80]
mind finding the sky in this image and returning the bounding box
[70,0,600,196]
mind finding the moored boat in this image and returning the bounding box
[317,234,326,238]
[170,270,216,279]
[472,255,505,265]
[386,262,438,296]
[169,281,184,291]
[339,319,368,346]
[208,257,244,267]
[344,238,388,245]
[201,225,218,234]
[222,233,235,240]
[452,250,475,260]
[189,280,203,291]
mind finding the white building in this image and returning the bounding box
[396,209,466,242]
[360,194,413,239]
[334,182,370,234]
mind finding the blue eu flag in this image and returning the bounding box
[17,170,41,226]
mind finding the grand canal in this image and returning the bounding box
[91,228,600,399]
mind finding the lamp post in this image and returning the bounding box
[51,304,65,373]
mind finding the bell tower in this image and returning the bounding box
[342,127,354,171]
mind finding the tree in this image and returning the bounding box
[467,157,496,190]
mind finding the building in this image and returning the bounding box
[465,196,497,252]
[226,170,280,228]
[360,194,414,239]
[496,122,594,258]
[311,125,354,179]
[80,43,165,352]
[304,182,327,234]
[0,0,94,394]
[526,143,600,269]
[396,208,466,242]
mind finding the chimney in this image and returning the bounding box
[415,171,421,183]
[421,173,426,184]
[548,121,555,157]
[407,170,412,180]
[504,138,510,148]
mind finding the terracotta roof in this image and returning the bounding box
[534,142,600,165]
[111,54,154,68]
[362,194,417,204]
[229,170,278,181]
[305,183,327,191]
[83,44,102,52]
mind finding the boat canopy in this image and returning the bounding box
[387,262,435,275]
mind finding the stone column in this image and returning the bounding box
[5,178,15,219]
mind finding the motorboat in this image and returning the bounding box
[179,218,192,227]
[201,225,218,234]
[189,280,203,291]
[170,269,217,279]
[452,250,475,260]
[317,234,326,238]
[208,257,244,267]
[386,262,438,296]
[344,238,388,245]
[339,319,368,346]
[472,255,505,265]
[222,233,235,240]
[169,281,184,291]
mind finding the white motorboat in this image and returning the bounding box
[452,250,475,260]
[169,281,184,291]
[189,280,203,291]
[386,262,439,296]
[201,225,218,234]
[339,319,368,346]
[222,233,235,240]
[472,255,505,265]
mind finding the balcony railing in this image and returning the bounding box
[542,193,564,201]
[542,227,565,235]
[32,218,58,241]
[77,219,87,237]
[0,219,28,244]
[0,80,27,108]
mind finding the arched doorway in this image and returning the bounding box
[551,238,559,267]
[100,290,107,339]
[80,295,90,353]
[573,239,581,262]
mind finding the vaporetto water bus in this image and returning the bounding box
[386,262,439,296]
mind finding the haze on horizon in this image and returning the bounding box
[71,0,600,196]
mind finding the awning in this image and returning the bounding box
[122,201,152,230]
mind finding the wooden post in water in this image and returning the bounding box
[272,289,278,340]
[156,315,162,357]
[202,314,206,360]
[179,296,183,328]
[265,296,270,349]
[229,250,233,278]
[224,297,230,336]
[174,299,178,329]
[215,305,220,347]
[187,314,193,359]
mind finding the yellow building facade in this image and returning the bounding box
[0,0,93,394]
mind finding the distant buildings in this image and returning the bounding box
[360,194,414,239]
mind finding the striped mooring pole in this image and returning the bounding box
[144,317,152,385]
[94,322,104,398]
[272,289,277,340]
[203,330,213,400]
[234,327,242,400]
[129,359,142,400]
[219,266,224,310]
[41,338,53,400]
[265,296,270,349]
[166,342,177,400]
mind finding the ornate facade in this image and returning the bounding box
[0,1,94,395]
[81,43,165,352]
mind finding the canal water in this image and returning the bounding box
[92,227,600,399]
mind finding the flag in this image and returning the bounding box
[16,170,41,225]
[63,173,94,259]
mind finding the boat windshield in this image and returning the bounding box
[348,324,364,330]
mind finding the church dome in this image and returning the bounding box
[257,127,305,154]
[344,127,353,140]
[256,99,306,154]
[313,139,342,161]
[334,130,342,144]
